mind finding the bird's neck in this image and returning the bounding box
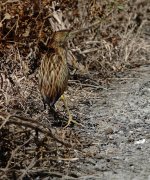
[50,43,67,63]
[51,42,66,52]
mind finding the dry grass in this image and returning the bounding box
[0,0,150,178]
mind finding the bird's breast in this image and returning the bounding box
[39,51,68,106]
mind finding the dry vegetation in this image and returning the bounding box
[0,0,150,179]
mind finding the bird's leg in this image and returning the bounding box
[48,105,57,119]
[42,98,56,120]
[49,105,66,123]
[61,95,82,128]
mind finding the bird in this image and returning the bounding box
[38,30,80,128]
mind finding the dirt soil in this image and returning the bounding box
[64,64,150,180]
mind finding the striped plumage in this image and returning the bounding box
[38,30,70,108]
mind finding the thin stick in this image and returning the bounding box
[0,111,71,147]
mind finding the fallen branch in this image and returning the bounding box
[0,111,70,147]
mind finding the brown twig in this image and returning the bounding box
[69,8,115,38]
[0,111,71,147]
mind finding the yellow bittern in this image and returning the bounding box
[38,30,79,128]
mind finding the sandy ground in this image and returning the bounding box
[62,65,150,180]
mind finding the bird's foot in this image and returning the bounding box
[63,115,83,128]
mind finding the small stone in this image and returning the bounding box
[127,137,134,143]
[105,127,114,135]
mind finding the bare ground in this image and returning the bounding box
[66,64,150,180]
